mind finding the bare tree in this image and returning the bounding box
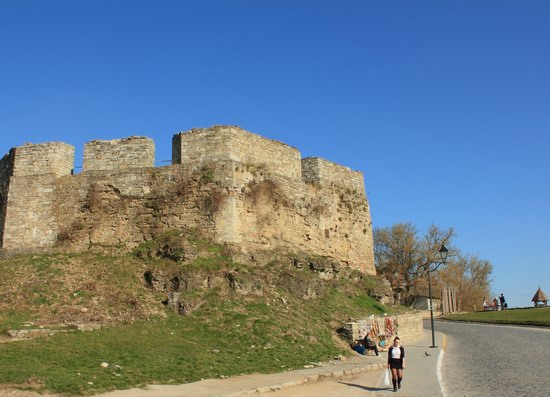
[374,222,493,310]
[374,223,455,303]
[439,254,493,311]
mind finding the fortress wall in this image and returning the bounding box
[2,175,60,250]
[0,150,16,248]
[52,165,221,250]
[173,126,302,180]
[1,143,74,250]
[230,168,375,274]
[208,160,243,244]
[12,142,74,177]
[302,157,366,194]
[1,126,375,276]
[83,136,155,172]
[298,157,373,272]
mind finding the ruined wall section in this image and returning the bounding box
[83,137,155,172]
[301,157,373,270]
[0,150,16,248]
[53,165,224,251]
[2,143,75,250]
[232,166,375,274]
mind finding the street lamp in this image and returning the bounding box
[428,244,448,348]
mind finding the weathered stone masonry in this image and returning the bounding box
[0,126,375,274]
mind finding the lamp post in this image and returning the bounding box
[428,244,448,348]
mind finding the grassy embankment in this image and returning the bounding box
[441,307,550,327]
[0,233,400,396]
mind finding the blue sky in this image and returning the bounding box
[1,1,548,308]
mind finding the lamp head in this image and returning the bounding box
[439,245,448,262]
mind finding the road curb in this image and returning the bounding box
[219,362,386,397]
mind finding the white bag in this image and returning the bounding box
[384,369,390,386]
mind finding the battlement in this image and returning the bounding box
[173,126,302,180]
[302,157,366,194]
[83,136,155,172]
[11,142,74,177]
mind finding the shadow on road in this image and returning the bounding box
[337,381,390,392]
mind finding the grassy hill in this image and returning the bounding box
[0,231,399,396]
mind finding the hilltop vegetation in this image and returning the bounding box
[0,230,398,396]
[442,307,550,327]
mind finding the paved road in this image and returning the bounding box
[437,320,550,397]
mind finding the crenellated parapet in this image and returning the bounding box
[173,126,302,180]
[0,126,375,274]
[83,136,155,172]
[12,142,74,177]
[0,142,75,249]
[302,157,366,195]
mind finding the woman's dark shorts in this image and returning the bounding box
[389,358,403,370]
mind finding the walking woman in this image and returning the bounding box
[387,336,405,392]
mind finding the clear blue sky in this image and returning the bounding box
[1,1,548,308]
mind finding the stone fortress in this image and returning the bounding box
[0,126,375,274]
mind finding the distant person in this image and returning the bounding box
[492,298,498,310]
[363,334,380,356]
[483,298,488,311]
[499,293,506,310]
[350,339,367,355]
[387,336,405,392]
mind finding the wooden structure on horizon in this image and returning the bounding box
[532,286,548,307]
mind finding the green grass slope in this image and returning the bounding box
[0,232,398,396]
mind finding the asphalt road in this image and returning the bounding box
[437,320,550,397]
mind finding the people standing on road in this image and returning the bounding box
[387,336,405,392]
[499,293,506,310]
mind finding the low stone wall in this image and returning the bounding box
[393,313,424,342]
[343,312,423,345]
